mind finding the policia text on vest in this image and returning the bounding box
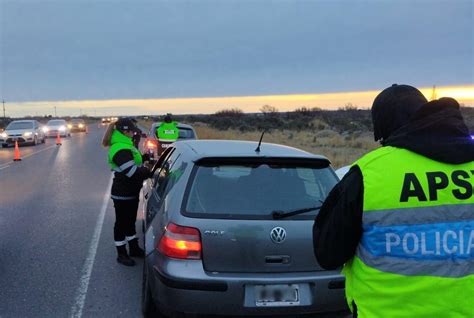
[376,169,474,260]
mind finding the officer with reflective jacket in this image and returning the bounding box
[313,84,474,317]
[102,118,152,266]
[157,114,179,142]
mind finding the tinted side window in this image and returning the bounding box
[152,148,175,185]
[155,150,181,196]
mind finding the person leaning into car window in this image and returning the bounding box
[102,118,152,266]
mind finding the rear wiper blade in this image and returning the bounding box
[271,201,323,219]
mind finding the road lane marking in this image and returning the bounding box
[21,145,56,159]
[0,145,56,169]
[70,174,113,318]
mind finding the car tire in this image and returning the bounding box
[42,137,46,144]
[1,144,7,148]
[33,136,37,146]
[142,261,164,318]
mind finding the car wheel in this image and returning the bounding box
[1,144,7,148]
[33,136,38,146]
[42,137,46,143]
[142,261,163,318]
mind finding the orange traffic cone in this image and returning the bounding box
[13,141,22,161]
[56,131,62,146]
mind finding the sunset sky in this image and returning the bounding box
[1,0,473,117]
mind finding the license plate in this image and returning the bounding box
[255,284,299,307]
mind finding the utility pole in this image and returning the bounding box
[2,100,5,119]
[430,85,437,101]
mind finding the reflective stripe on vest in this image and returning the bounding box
[343,146,474,318]
[108,130,143,171]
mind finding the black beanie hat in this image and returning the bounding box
[115,118,139,133]
[372,84,428,141]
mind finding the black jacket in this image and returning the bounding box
[313,98,474,270]
[111,149,152,199]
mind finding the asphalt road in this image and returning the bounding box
[0,125,143,317]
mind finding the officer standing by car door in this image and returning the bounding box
[313,84,474,317]
[102,118,152,266]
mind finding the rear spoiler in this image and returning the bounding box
[194,156,331,168]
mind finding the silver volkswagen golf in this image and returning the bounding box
[142,140,348,317]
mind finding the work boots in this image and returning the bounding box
[128,238,145,258]
[116,245,136,266]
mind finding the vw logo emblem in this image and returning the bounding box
[270,227,287,244]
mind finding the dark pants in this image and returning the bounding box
[113,199,139,246]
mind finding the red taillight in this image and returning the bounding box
[146,139,157,149]
[157,223,202,260]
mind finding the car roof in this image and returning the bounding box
[150,122,194,130]
[9,120,35,123]
[47,119,66,122]
[176,140,329,161]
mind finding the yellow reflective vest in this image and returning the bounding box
[344,146,474,318]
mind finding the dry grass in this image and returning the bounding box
[139,120,378,168]
[194,124,378,168]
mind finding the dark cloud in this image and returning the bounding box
[1,0,472,102]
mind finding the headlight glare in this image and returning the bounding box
[0,132,7,138]
[59,126,66,131]
[23,132,33,137]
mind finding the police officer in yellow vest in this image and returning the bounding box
[102,118,152,266]
[313,84,474,318]
[157,114,179,142]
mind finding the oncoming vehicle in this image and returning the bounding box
[0,120,46,147]
[43,119,71,138]
[144,122,197,160]
[101,117,118,125]
[69,118,87,132]
[141,140,348,317]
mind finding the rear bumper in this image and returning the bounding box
[148,256,348,316]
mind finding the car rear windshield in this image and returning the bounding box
[71,119,84,123]
[7,122,33,130]
[154,126,195,139]
[183,161,337,219]
[47,120,65,125]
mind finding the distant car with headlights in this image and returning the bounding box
[69,119,87,132]
[143,122,197,161]
[43,119,71,138]
[141,140,348,318]
[0,120,46,147]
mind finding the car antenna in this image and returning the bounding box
[255,130,265,153]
